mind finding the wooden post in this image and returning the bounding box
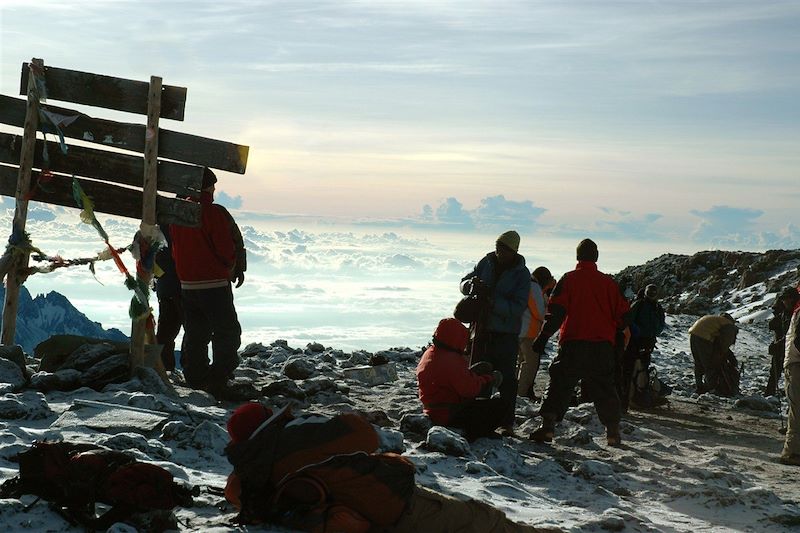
[130,76,162,373]
[1,59,42,346]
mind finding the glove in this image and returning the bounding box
[232,270,245,288]
[531,336,547,355]
[470,361,493,375]
[491,370,504,388]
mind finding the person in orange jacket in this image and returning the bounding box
[417,318,504,440]
[517,266,556,401]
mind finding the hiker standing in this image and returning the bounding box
[154,226,181,372]
[621,283,666,409]
[780,287,800,466]
[529,239,631,446]
[688,313,738,395]
[170,168,247,398]
[766,288,795,396]
[517,266,556,401]
[417,318,504,440]
[460,230,530,435]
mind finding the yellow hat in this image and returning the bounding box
[496,230,520,252]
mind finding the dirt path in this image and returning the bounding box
[624,397,798,503]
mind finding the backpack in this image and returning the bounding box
[714,351,741,397]
[629,360,669,409]
[226,409,412,529]
[273,452,416,532]
[0,441,195,530]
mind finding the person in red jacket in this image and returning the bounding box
[529,239,631,446]
[417,318,504,441]
[170,168,246,398]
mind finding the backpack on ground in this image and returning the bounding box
[226,409,415,530]
[629,360,669,409]
[0,441,195,531]
[714,350,741,397]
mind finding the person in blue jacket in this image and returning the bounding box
[460,230,531,435]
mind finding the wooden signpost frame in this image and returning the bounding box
[0,58,249,376]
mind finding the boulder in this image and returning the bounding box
[0,345,27,377]
[262,378,306,400]
[0,359,26,393]
[400,413,432,436]
[425,426,470,457]
[283,357,316,380]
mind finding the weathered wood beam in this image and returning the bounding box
[0,165,200,227]
[0,95,249,174]
[0,132,203,195]
[2,59,41,346]
[20,62,187,121]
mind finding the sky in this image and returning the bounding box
[1,0,799,251]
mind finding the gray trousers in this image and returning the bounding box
[784,362,800,459]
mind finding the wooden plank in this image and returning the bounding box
[0,95,249,174]
[2,59,42,346]
[20,62,186,121]
[0,132,203,195]
[130,76,162,374]
[0,165,200,227]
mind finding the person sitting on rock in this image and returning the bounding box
[224,402,558,533]
[416,318,505,441]
[688,313,739,395]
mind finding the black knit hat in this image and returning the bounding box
[576,238,598,262]
[202,167,218,189]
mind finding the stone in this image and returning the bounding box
[306,342,325,353]
[283,357,317,380]
[50,399,168,433]
[0,345,27,376]
[301,376,337,395]
[161,420,195,443]
[29,371,60,392]
[262,378,306,400]
[0,391,51,419]
[81,352,130,390]
[61,342,121,372]
[54,368,83,390]
[342,363,398,386]
[425,426,471,457]
[400,413,432,436]
[0,359,26,393]
[376,427,405,453]
[190,420,229,453]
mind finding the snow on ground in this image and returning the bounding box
[1,313,799,532]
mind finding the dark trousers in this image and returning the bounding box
[449,398,506,441]
[473,332,519,427]
[690,334,718,392]
[156,295,182,371]
[541,340,621,428]
[181,285,242,389]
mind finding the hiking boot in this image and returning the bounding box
[779,454,800,466]
[529,414,556,443]
[606,424,622,447]
[497,425,516,438]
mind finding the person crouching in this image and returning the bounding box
[417,318,504,440]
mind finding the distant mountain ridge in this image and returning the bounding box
[0,286,128,354]
[615,249,800,318]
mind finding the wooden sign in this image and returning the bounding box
[0,95,249,174]
[0,59,251,378]
[0,132,204,196]
[0,165,199,227]
[21,62,188,121]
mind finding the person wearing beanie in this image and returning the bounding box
[517,266,556,401]
[621,282,666,410]
[170,166,248,400]
[460,230,531,436]
[530,238,631,447]
[416,318,505,440]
